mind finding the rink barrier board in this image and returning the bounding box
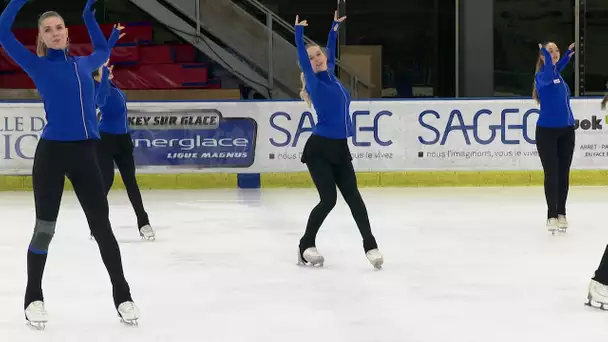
[238,170,608,188]
[2,97,608,189]
[0,173,239,191]
[3,170,608,190]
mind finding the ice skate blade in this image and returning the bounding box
[585,298,608,311]
[297,253,324,267]
[140,235,155,241]
[120,317,139,326]
[549,228,567,235]
[26,321,46,330]
[297,258,324,267]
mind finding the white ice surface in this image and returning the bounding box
[2,187,608,342]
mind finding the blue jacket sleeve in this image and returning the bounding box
[556,50,573,73]
[535,47,557,88]
[82,3,108,52]
[0,0,40,74]
[325,21,339,71]
[95,66,110,107]
[295,25,317,90]
[82,28,119,72]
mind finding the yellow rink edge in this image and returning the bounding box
[1,170,608,191]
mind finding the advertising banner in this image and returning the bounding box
[1,99,608,175]
[127,105,257,170]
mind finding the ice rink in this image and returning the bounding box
[2,186,608,341]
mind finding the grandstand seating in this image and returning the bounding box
[0,22,220,90]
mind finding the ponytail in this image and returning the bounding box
[299,72,311,107]
[297,43,326,108]
[532,55,543,104]
[36,36,47,57]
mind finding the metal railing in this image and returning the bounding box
[204,0,375,98]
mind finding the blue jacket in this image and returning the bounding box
[95,69,129,135]
[534,47,575,127]
[0,0,119,141]
[295,22,352,139]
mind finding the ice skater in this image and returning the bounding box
[93,61,155,240]
[0,0,139,327]
[585,246,608,310]
[294,11,383,269]
[532,41,576,234]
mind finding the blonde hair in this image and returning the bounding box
[299,72,311,107]
[533,42,558,104]
[36,11,64,57]
[532,53,544,104]
[298,43,325,108]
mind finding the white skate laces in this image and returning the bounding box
[586,280,608,310]
[139,225,155,240]
[117,301,140,325]
[25,300,48,329]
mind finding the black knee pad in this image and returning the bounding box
[29,220,56,253]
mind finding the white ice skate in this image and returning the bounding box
[366,248,384,269]
[546,217,559,235]
[139,225,155,240]
[557,215,568,233]
[585,279,608,310]
[117,301,140,325]
[25,301,48,329]
[297,247,324,267]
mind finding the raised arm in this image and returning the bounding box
[0,0,40,73]
[535,45,558,88]
[82,0,109,51]
[326,10,346,70]
[83,24,122,72]
[95,64,111,107]
[294,15,317,89]
[556,43,575,73]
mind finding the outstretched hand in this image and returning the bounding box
[105,64,115,78]
[333,10,346,23]
[568,42,576,57]
[295,15,308,27]
[332,10,346,31]
[83,0,97,14]
[114,23,126,40]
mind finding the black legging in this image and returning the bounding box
[26,138,132,309]
[96,132,149,229]
[593,245,608,285]
[535,125,575,219]
[299,134,378,253]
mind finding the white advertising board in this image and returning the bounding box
[0,99,607,175]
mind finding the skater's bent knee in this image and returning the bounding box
[29,220,56,253]
[320,196,337,209]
